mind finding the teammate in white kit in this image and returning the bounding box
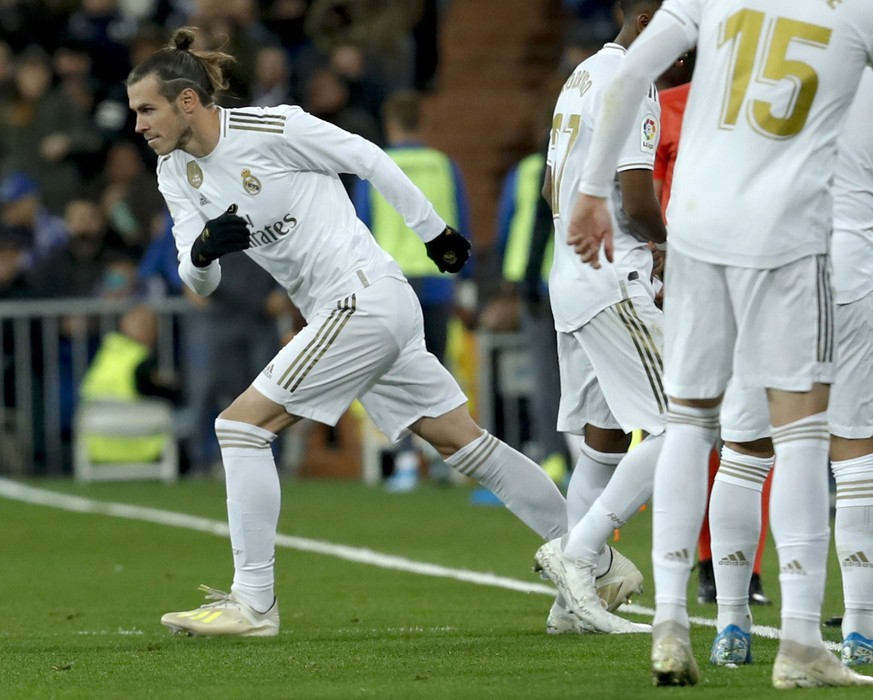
[709,68,873,670]
[532,0,667,636]
[568,0,873,689]
[126,28,568,637]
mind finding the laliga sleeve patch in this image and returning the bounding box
[640,114,658,154]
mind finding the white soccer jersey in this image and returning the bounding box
[548,43,660,333]
[580,0,873,270]
[831,69,873,305]
[157,106,446,319]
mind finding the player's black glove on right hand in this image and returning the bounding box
[425,226,471,273]
[191,204,251,268]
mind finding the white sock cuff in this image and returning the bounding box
[578,439,624,467]
[666,403,720,440]
[832,453,873,480]
[215,418,277,451]
[715,446,774,492]
[445,430,496,476]
[771,412,828,447]
[833,454,873,508]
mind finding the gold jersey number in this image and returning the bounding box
[719,9,831,139]
[550,112,582,216]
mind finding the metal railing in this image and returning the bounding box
[0,296,192,475]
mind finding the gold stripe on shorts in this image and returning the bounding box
[816,255,834,363]
[614,299,667,414]
[280,296,357,392]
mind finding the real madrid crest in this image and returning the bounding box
[241,168,262,195]
[186,161,204,189]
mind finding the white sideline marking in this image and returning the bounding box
[0,478,839,650]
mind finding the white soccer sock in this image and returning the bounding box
[832,454,873,639]
[710,446,773,633]
[770,413,830,648]
[216,418,281,613]
[564,434,663,564]
[652,404,720,628]
[447,431,567,540]
[565,440,623,529]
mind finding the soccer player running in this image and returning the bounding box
[708,68,873,671]
[126,28,569,637]
[568,0,873,689]
[532,0,667,636]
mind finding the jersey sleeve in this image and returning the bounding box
[578,6,697,197]
[616,87,660,173]
[279,107,446,242]
[157,160,221,296]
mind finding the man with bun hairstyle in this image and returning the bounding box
[127,28,569,638]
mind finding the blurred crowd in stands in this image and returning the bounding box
[0,0,624,476]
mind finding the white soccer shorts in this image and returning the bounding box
[720,290,873,442]
[556,294,667,436]
[252,276,466,442]
[720,382,770,444]
[663,249,835,399]
[830,290,873,439]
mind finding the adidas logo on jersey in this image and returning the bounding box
[199,194,211,205]
[262,363,274,379]
[842,552,872,568]
[781,559,806,575]
[663,548,690,563]
[718,551,749,567]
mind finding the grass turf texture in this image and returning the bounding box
[0,478,863,699]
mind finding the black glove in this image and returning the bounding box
[191,204,251,268]
[424,226,471,273]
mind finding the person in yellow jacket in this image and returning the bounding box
[493,146,569,485]
[79,303,181,463]
[353,89,473,490]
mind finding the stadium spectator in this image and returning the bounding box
[304,66,382,144]
[77,302,184,467]
[0,173,67,268]
[65,0,133,88]
[29,198,125,300]
[328,40,386,123]
[354,89,472,490]
[0,46,103,214]
[98,139,165,255]
[250,45,294,107]
[304,0,421,93]
[127,27,568,637]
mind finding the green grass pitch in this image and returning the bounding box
[0,477,863,699]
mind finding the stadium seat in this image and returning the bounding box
[73,398,178,483]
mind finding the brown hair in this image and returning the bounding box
[381,90,422,132]
[126,27,235,106]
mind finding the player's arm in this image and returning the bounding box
[284,108,470,272]
[572,12,695,266]
[284,108,446,241]
[619,169,666,245]
[158,173,249,296]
